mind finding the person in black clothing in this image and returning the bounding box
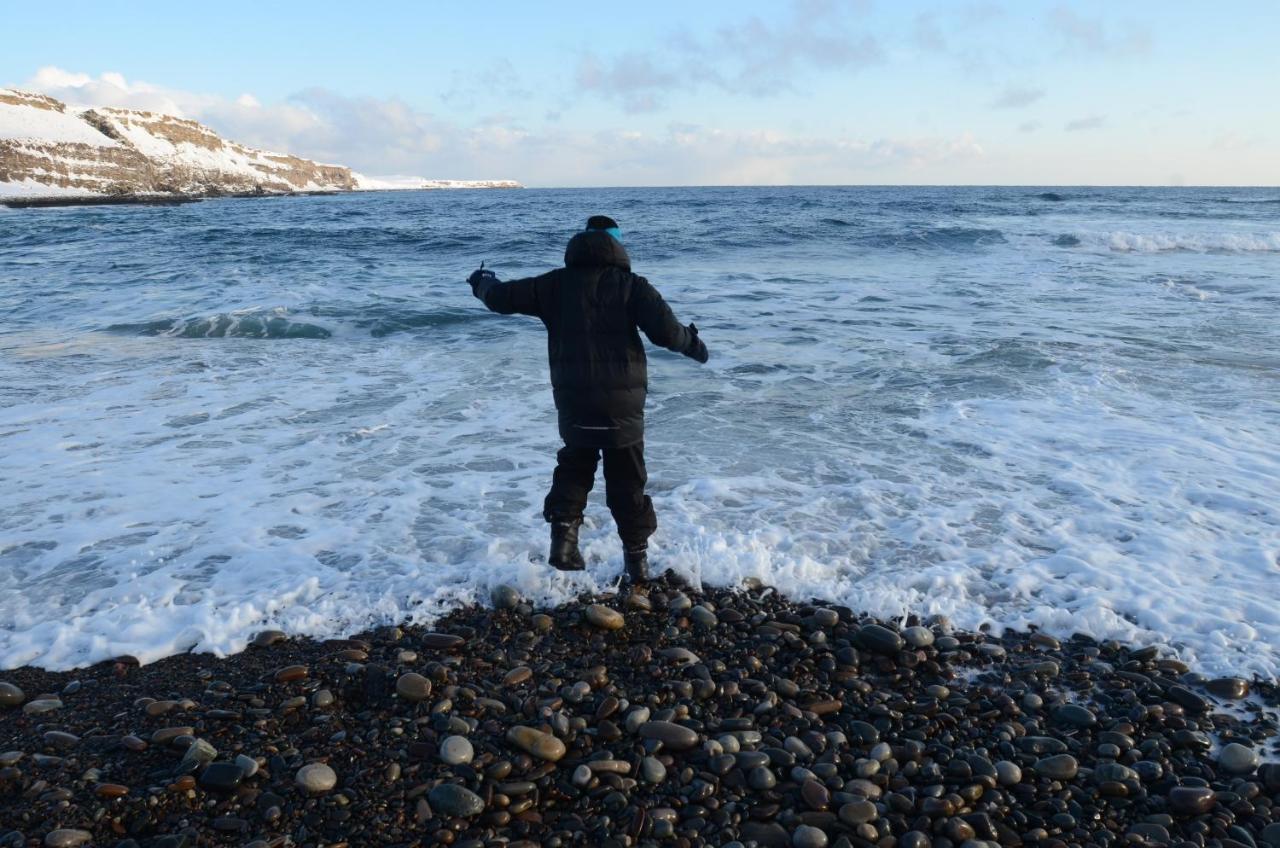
[467,215,709,583]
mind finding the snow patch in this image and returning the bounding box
[0,97,117,147]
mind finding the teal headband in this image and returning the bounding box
[588,226,623,243]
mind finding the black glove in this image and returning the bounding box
[468,267,497,296]
[686,323,709,364]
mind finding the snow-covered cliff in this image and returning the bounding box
[0,88,520,203]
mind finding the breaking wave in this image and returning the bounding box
[108,312,333,339]
[1053,231,1280,253]
[4,185,1279,677]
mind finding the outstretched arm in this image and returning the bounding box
[468,268,542,317]
[631,276,709,363]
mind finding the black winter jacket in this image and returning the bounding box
[473,230,700,448]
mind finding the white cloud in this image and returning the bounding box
[576,0,883,112]
[19,66,986,186]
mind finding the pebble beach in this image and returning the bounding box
[2,578,1277,848]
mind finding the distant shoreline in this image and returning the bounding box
[1,185,523,210]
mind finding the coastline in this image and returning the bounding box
[0,185,522,210]
[2,578,1276,848]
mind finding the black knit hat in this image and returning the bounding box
[585,215,619,230]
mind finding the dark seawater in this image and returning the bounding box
[1,186,1278,673]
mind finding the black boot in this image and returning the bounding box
[548,519,585,571]
[623,546,649,584]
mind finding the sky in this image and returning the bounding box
[3,0,1278,186]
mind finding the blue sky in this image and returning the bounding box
[4,1,1277,185]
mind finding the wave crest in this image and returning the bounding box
[1052,231,1280,253]
[109,312,332,339]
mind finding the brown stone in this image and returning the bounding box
[505,726,567,762]
[274,665,309,683]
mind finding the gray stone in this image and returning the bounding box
[427,783,485,817]
[1053,704,1097,728]
[199,762,245,792]
[624,706,651,733]
[1258,822,1280,847]
[42,731,78,750]
[180,738,217,770]
[1029,660,1061,677]
[234,754,259,778]
[1019,735,1067,754]
[491,584,521,610]
[690,605,718,628]
[792,824,828,848]
[658,647,701,666]
[1094,762,1137,783]
[845,778,882,799]
[1127,823,1170,844]
[641,755,667,783]
[902,625,934,648]
[43,831,92,848]
[858,624,904,654]
[439,735,474,766]
[295,762,338,794]
[811,608,840,628]
[978,642,1006,660]
[839,800,877,825]
[1219,742,1260,774]
[395,672,432,703]
[995,760,1022,785]
[638,720,699,751]
[22,699,62,715]
[748,766,777,790]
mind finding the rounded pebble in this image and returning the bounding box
[0,682,24,708]
[395,672,432,703]
[584,604,625,630]
[439,735,474,765]
[428,783,485,817]
[295,762,338,794]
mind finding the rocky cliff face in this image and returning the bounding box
[0,88,360,200]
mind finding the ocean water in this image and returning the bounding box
[1,186,1278,676]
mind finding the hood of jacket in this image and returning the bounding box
[564,230,631,270]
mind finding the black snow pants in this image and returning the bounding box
[543,442,657,551]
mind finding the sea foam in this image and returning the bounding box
[1,186,1277,675]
